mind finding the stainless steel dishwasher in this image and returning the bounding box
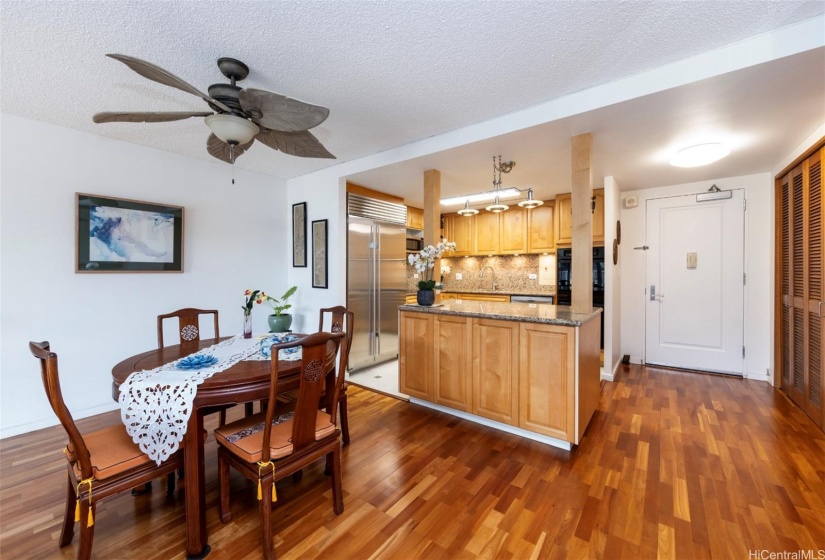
[510,295,555,304]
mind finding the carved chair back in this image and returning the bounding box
[157,308,219,348]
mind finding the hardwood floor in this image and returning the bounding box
[1,364,824,559]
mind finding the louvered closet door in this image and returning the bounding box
[779,147,824,430]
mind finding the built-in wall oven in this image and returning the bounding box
[556,247,605,349]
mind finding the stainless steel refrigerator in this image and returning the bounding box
[347,194,407,372]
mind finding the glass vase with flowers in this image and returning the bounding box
[241,289,261,338]
[407,241,456,306]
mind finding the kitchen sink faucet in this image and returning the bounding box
[479,265,497,291]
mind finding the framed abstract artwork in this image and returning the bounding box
[312,219,328,289]
[292,202,307,267]
[75,193,184,273]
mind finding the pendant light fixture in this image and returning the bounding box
[517,188,544,209]
[457,199,479,216]
[485,155,514,213]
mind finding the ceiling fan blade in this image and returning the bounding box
[239,88,329,132]
[206,133,254,164]
[106,54,232,113]
[93,111,212,124]
[256,128,335,159]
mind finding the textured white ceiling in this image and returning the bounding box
[348,48,825,206]
[1,1,823,180]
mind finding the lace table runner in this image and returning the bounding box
[119,335,301,464]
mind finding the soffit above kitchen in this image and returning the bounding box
[347,47,825,207]
[1,1,822,181]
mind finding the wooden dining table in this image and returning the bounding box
[111,335,332,559]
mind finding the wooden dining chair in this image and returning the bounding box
[157,307,239,422]
[318,306,354,445]
[214,331,348,560]
[29,341,183,560]
[157,307,219,348]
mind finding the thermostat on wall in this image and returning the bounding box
[623,196,638,209]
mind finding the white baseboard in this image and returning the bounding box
[600,358,620,382]
[629,356,644,365]
[0,402,119,440]
[409,398,572,451]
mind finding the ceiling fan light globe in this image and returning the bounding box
[205,114,259,145]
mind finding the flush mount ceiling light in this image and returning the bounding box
[517,188,544,209]
[457,199,479,216]
[669,142,730,167]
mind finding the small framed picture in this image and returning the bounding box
[76,193,183,273]
[312,219,328,289]
[293,202,307,267]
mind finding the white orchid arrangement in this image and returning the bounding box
[440,263,451,283]
[408,241,457,290]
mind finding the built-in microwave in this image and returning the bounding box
[406,237,423,252]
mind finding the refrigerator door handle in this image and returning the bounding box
[375,222,381,357]
[368,222,375,358]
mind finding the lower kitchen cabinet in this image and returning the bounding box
[399,312,433,399]
[472,318,520,424]
[518,322,575,441]
[434,315,472,411]
[398,309,601,446]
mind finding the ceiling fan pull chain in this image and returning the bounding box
[230,144,236,184]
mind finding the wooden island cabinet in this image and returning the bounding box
[399,301,601,449]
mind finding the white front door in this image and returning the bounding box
[645,190,745,374]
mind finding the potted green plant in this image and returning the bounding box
[260,286,297,332]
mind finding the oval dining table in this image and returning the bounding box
[112,335,333,559]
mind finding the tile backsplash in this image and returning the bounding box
[407,254,556,295]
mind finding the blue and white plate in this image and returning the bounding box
[177,354,219,370]
[259,334,300,358]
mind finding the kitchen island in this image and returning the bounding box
[398,301,602,450]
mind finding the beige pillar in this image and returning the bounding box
[423,169,441,247]
[571,133,593,310]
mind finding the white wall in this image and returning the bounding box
[603,177,622,380]
[0,114,289,438]
[284,174,348,332]
[619,172,772,381]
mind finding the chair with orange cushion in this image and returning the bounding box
[318,306,354,445]
[214,331,348,560]
[29,341,183,560]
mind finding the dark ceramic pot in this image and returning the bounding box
[416,289,435,306]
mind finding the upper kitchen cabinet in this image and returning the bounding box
[443,212,474,256]
[527,201,555,254]
[475,211,500,255]
[554,193,573,246]
[407,206,425,230]
[500,207,528,254]
[554,188,604,247]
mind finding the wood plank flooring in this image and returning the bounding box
[1,364,824,559]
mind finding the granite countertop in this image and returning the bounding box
[406,289,556,297]
[398,301,601,327]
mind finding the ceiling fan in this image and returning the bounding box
[93,54,334,164]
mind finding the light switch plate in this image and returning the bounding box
[413,273,419,279]
[528,273,537,280]
[455,273,463,280]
